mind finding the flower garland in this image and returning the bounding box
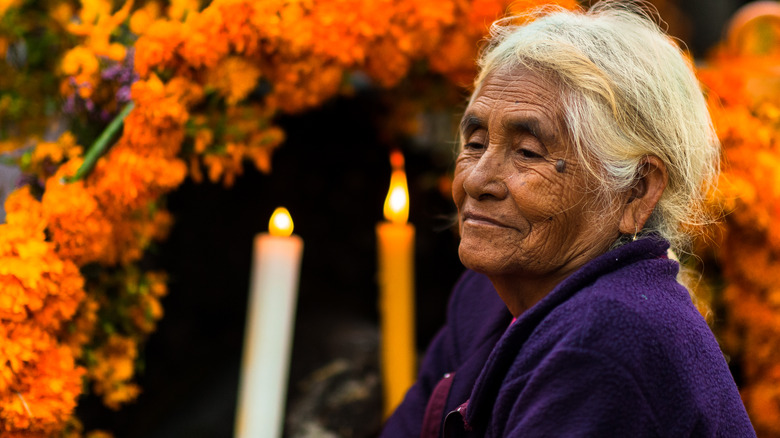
[696,4,780,436]
[0,0,577,435]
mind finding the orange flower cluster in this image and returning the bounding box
[61,0,132,100]
[3,135,175,434]
[79,267,168,409]
[90,76,191,209]
[188,104,285,186]
[87,334,140,410]
[128,0,576,186]
[697,12,780,436]
[133,0,576,111]
[0,188,86,436]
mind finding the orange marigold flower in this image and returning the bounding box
[129,293,164,334]
[168,0,200,21]
[165,76,205,108]
[193,126,213,154]
[428,30,478,86]
[147,209,174,243]
[89,145,187,212]
[49,2,74,27]
[42,161,114,266]
[3,187,46,240]
[31,132,82,168]
[216,0,265,55]
[179,8,229,70]
[744,380,780,436]
[206,56,261,105]
[134,20,185,78]
[67,0,132,59]
[129,2,162,36]
[265,58,344,113]
[122,75,195,157]
[60,46,99,98]
[507,0,579,16]
[363,37,411,88]
[0,0,23,17]
[61,296,99,357]
[89,334,141,410]
[0,322,55,386]
[0,345,85,435]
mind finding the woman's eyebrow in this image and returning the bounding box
[459,114,484,135]
[506,118,557,144]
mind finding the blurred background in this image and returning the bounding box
[1,0,778,437]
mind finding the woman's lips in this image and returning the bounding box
[462,211,512,228]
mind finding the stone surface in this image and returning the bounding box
[286,320,382,438]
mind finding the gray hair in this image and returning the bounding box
[472,0,719,253]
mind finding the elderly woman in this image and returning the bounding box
[381,2,756,437]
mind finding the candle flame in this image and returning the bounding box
[383,152,409,225]
[269,207,294,237]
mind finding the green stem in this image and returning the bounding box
[68,102,135,182]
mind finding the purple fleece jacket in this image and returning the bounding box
[381,237,755,437]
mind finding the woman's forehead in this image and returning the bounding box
[469,66,562,110]
[462,67,567,143]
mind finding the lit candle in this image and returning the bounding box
[235,207,303,438]
[376,150,416,418]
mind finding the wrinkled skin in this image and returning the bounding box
[453,66,663,316]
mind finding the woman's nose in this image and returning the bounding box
[462,149,509,201]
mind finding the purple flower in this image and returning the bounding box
[117,85,132,103]
[101,64,123,80]
[63,96,77,115]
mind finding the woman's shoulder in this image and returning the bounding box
[506,257,751,436]
[559,256,711,357]
[578,256,699,333]
[540,255,737,408]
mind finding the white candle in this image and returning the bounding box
[235,207,303,438]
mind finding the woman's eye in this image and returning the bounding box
[464,142,485,150]
[519,149,543,159]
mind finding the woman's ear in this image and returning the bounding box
[619,156,668,235]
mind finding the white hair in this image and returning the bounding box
[472,0,719,253]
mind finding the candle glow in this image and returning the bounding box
[269,207,294,237]
[383,151,410,225]
[384,171,409,225]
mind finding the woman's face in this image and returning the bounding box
[453,67,622,285]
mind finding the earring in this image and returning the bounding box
[632,225,638,241]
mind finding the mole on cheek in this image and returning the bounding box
[555,159,566,173]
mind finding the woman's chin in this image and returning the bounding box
[458,242,514,277]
